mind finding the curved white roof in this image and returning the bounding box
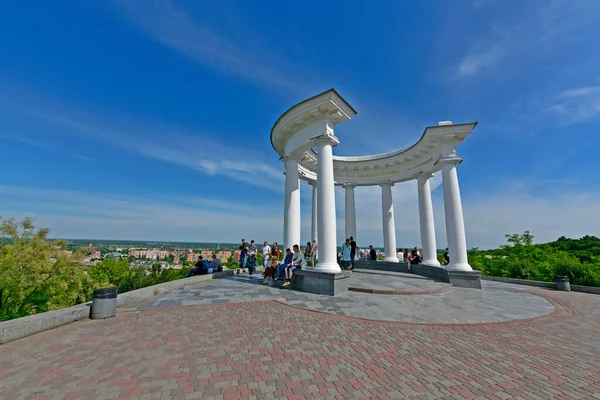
[271,89,477,186]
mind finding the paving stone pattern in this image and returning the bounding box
[121,274,555,324]
[1,289,599,399]
[347,270,448,291]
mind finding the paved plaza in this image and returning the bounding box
[120,272,554,324]
[1,270,599,400]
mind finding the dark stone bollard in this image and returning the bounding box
[555,276,571,292]
[91,286,118,319]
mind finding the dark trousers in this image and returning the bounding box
[350,252,356,269]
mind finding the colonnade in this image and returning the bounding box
[284,152,472,272]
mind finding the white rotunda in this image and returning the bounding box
[271,89,480,293]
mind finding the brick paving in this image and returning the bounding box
[120,275,556,323]
[1,289,599,399]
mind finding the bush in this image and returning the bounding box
[0,217,94,321]
[469,231,600,287]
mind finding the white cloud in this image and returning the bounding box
[451,47,505,81]
[560,86,600,98]
[549,85,600,125]
[113,0,314,95]
[0,89,284,192]
[445,1,600,82]
[0,131,48,148]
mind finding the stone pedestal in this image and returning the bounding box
[410,264,482,289]
[447,270,482,289]
[293,269,351,296]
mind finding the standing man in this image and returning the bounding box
[282,244,304,287]
[349,236,357,270]
[310,239,318,267]
[240,239,250,272]
[262,241,271,271]
[248,240,257,275]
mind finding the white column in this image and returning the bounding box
[380,182,398,263]
[344,184,356,241]
[315,137,341,273]
[441,160,472,271]
[309,181,318,244]
[283,157,301,251]
[417,174,441,266]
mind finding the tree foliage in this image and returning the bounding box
[468,231,600,287]
[0,217,92,320]
[0,217,193,322]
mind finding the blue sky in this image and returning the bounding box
[1,0,600,249]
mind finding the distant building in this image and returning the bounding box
[104,252,122,259]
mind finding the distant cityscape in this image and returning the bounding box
[59,239,395,269]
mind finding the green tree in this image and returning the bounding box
[151,262,162,276]
[505,231,534,246]
[87,258,131,289]
[0,217,89,321]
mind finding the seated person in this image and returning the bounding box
[263,243,281,284]
[282,245,304,287]
[211,254,222,272]
[369,245,377,261]
[276,248,293,280]
[396,248,404,263]
[187,256,209,277]
[409,249,421,265]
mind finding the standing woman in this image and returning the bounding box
[305,241,312,264]
[403,249,410,264]
[341,239,352,270]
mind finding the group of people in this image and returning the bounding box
[187,254,223,277]
[240,239,318,287]
[396,247,451,265]
[395,247,422,264]
[340,236,358,270]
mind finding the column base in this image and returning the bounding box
[382,256,399,263]
[314,262,342,273]
[446,262,473,272]
[447,270,482,289]
[293,269,351,296]
[422,259,441,267]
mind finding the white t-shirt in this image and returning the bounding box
[397,252,404,262]
[262,245,271,259]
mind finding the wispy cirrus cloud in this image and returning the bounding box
[0,85,284,192]
[0,132,48,148]
[444,1,600,82]
[560,86,600,98]
[0,87,284,191]
[113,0,315,95]
[549,85,600,125]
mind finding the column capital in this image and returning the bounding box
[342,183,356,189]
[437,156,463,167]
[307,180,317,186]
[378,181,395,188]
[417,173,435,182]
[311,131,340,147]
